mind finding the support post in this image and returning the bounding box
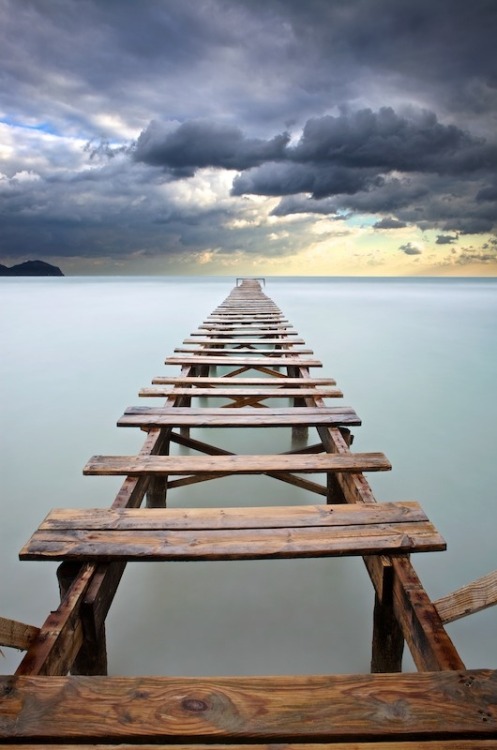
[371,562,404,672]
[57,562,108,675]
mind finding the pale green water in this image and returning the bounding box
[1,276,496,674]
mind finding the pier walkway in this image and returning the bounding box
[1,279,496,746]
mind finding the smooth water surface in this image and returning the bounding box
[1,276,496,674]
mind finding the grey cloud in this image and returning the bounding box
[374,217,407,229]
[133,121,290,172]
[400,243,422,255]
[232,162,381,199]
[436,234,459,245]
[1,0,497,268]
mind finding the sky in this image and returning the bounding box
[1,0,497,276]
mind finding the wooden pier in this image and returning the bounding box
[1,278,497,746]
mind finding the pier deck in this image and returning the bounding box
[1,279,496,746]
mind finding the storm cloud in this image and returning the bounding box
[1,0,496,273]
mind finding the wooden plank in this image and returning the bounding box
[83,452,391,476]
[20,506,445,562]
[435,569,497,624]
[0,617,39,651]
[1,672,496,741]
[174,348,314,355]
[32,502,434,531]
[183,337,306,344]
[140,387,342,398]
[117,406,360,428]
[1,743,497,750]
[151,377,336,385]
[190,330,300,337]
[391,555,465,672]
[165,356,322,367]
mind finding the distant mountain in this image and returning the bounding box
[0,260,64,276]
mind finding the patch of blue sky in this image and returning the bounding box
[343,213,378,228]
[0,116,60,136]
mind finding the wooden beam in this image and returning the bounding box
[117,406,360,428]
[151,376,336,385]
[435,569,497,624]
[165,356,322,367]
[20,502,445,562]
[2,671,496,742]
[140,387,342,398]
[83,452,391,476]
[0,617,39,651]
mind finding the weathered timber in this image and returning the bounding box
[183,337,306,344]
[140,386,342,398]
[83,452,391,476]
[0,617,39,651]
[165,355,322,367]
[189,329,300,337]
[118,406,360,428]
[1,672,496,742]
[20,502,445,562]
[151,376,336,385]
[435,569,497,624]
[174,347,314,355]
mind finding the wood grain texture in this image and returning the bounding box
[1,672,496,741]
[139,386,342,398]
[20,502,445,562]
[0,617,39,651]
[118,406,360,428]
[435,569,497,623]
[83,452,390,476]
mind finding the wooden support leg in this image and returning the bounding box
[371,562,404,673]
[146,429,171,507]
[326,428,352,504]
[146,476,167,507]
[57,562,108,675]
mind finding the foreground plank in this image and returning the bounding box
[20,502,445,562]
[1,672,496,741]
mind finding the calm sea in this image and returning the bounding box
[1,276,496,675]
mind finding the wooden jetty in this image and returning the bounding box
[1,278,497,746]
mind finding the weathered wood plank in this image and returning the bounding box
[118,406,360,428]
[140,386,342,398]
[1,672,496,741]
[83,452,390,476]
[32,502,428,531]
[189,330,300,337]
[0,617,39,651]
[1,743,497,750]
[151,377,336,385]
[165,356,322,367]
[20,503,445,562]
[174,348,314,355]
[435,569,497,624]
[183,338,306,344]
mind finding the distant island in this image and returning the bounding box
[0,260,64,277]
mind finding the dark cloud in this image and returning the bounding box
[374,217,407,229]
[1,0,497,270]
[436,234,459,245]
[400,243,422,255]
[133,120,290,172]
